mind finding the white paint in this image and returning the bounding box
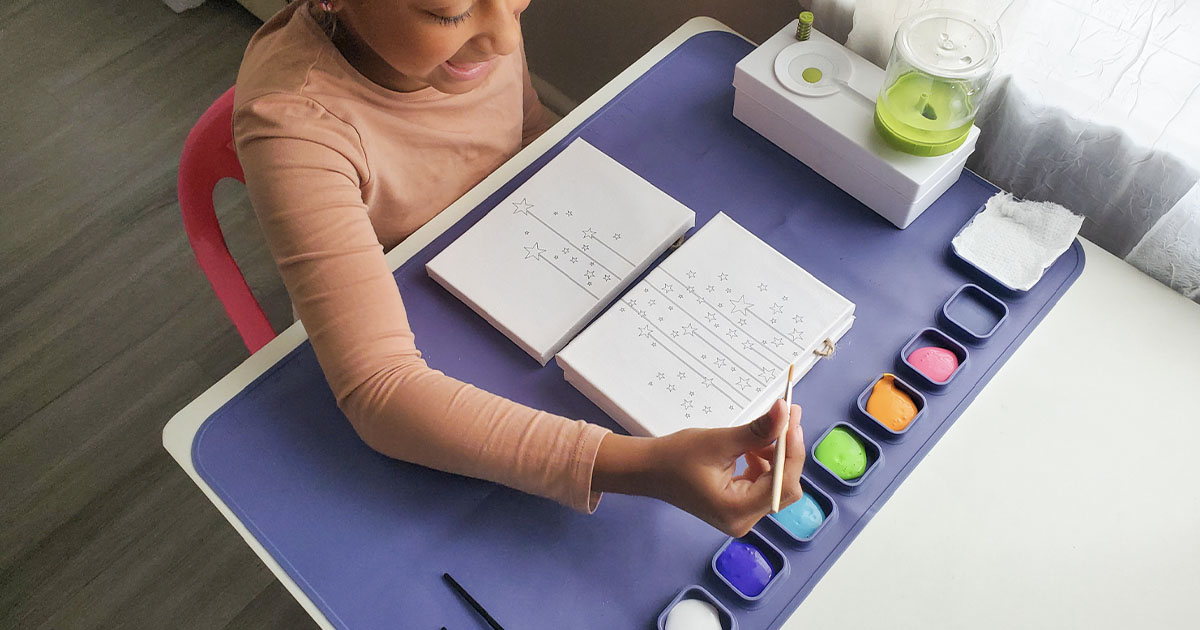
[664,598,723,630]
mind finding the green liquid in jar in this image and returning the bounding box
[874,71,975,156]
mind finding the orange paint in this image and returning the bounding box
[866,374,917,431]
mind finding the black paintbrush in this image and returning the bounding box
[442,572,507,630]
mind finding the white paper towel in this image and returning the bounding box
[951,193,1084,291]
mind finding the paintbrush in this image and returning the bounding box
[770,363,795,513]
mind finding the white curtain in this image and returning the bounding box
[811,0,1200,303]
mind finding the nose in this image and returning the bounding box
[474,0,523,57]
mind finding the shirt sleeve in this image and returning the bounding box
[233,92,608,512]
[519,41,557,146]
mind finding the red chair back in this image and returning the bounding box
[179,86,276,353]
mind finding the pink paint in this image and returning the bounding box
[907,346,959,382]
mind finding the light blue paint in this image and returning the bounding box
[774,493,825,539]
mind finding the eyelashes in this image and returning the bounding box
[430,9,472,26]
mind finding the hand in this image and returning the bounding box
[593,399,805,537]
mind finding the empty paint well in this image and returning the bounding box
[811,423,882,494]
[711,529,789,607]
[941,284,1009,344]
[657,585,737,630]
[857,373,926,440]
[766,474,837,546]
[899,328,969,390]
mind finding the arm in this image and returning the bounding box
[235,93,607,512]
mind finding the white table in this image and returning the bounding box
[164,18,1200,629]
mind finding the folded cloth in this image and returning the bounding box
[951,192,1084,291]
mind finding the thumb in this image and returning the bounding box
[726,398,788,455]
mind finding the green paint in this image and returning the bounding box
[815,427,868,480]
[801,67,823,83]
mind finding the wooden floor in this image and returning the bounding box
[0,0,316,627]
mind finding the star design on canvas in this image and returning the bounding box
[703,406,713,414]
[725,328,739,340]
[789,328,805,342]
[742,340,756,351]
[612,233,622,240]
[718,273,729,281]
[511,198,534,215]
[699,376,714,389]
[637,326,653,338]
[581,228,597,239]
[584,270,595,279]
[736,377,752,390]
[523,242,546,260]
[666,384,676,392]
[704,312,718,324]
[793,314,804,324]
[714,357,727,368]
[729,295,754,315]
[686,270,697,279]
[681,323,698,336]
[757,283,768,292]
[681,399,694,411]
[756,367,774,383]
[770,303,784,315]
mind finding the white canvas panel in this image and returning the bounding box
[557,213,855,437]
[426,139,695,364]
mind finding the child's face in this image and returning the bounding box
[339,0,532,94]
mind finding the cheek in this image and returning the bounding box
[367,23,465,74]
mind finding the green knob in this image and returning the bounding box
[797,11,814,41]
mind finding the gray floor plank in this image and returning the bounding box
[1,0,312,627]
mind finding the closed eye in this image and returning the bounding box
[429,8,472,26]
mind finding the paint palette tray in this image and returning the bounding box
[712,529,790,607]
[766,475,837,546]
[190,31,1084,630]
[658,585,737,630]
[941,283,1009,344]
[856,373,926,440]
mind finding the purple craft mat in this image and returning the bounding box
[193,31,1083,630]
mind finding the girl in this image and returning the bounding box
[233,0,806,536]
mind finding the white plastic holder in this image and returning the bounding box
[733,21,980,229]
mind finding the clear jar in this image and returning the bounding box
[874,9,998,156]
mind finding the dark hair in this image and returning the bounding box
[299,0,337,37]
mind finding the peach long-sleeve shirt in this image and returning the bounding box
[233,3,609,512]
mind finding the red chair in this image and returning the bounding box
[178,86,276,353]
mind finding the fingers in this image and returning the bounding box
[724,399,788,455]
[733,452,770,482]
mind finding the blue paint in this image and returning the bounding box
[714,540,774,597]
[774,493,826,540]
